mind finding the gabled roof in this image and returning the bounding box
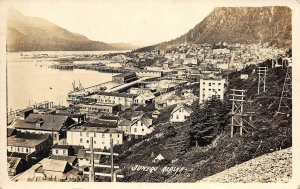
[13,113,72,132]
[118,119,132,127]
[49,155,77,165]
[131,117,152,128]
[166,94,182,101]
[171,104,193,115]
[136,92,155,101]
[41,158,70,173]
[7,128,17,137]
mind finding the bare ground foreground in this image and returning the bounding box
[198,147,292,183]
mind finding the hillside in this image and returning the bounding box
[112,59,292,182]
[159,6,291,49]
[6,8,136,51]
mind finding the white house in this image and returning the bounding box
[166,94,182,106]
[240,74,249,80]
[130,116,154,138]
[199,77,226,103]
[170,104,192,123]
[134,92,155,106]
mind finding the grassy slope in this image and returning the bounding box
[114,59,292,182]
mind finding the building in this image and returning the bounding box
[117,119,132,135]
[240,74,249,80]
[66,122,123,149]
[78,102,121,116]
[166,94,183,106]
[130,115,154,138]
[134,92,155,106]
[36,158,73,181]
[77,148,101,169]
[112,72,137,84]
[89,92,137,109]
[12,112,76,142]
[129,87,154,95]
[7,133,53,162]
[170,104,192,123]
[7,157,27,176]
[199,77,226,103]
[135,70,162,78]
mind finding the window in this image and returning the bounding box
[94,140,96,144]
[179,108,182,112]
[203,82,205,85]
[87,140,89,143]
[21,148,24,152]
[209,83,211,86]
[102,133,105,138]
[26,148,29,153]
[94,133,96,137]
[80,132,82,137]
[176,115,179,119]
[218,83,221,86]
[203,88,205,90]
[11,147,13,151]
[209,89,211,91]
[117,134,120,138]
[17,147,20,152]
[218,95,221,98]
[86,132,89,137]
[63,150,66,155]
[56,150,58,154]
[184,116,187,119]
[80,138,83,143]
[212,83,215,85]
[142,129,144,132]
[218,89,221,91]
[134,128,137,132]
[102,141,105,144]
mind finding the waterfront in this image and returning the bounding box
[7,52,115,111]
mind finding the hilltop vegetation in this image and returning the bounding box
[113,59,292,182]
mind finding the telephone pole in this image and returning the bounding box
[257,67,267,94]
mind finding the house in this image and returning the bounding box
[12,112,75,142]
[166,94,182,106]
[240,74,249,80]
[199,77,226,103]
[7,157,27,176]
[152,153,165,163]
[66,122,123,149]
[129,87,154,95]
[117,119,132,135]
[52,144,75,156]
[38,158,75,181]
[130,115,154,138]
[77,148,101,169]
[170,104,192,123]
[134,92,155,106]
[7,133,53,162]
[55,112,86,124]
[112,72,137,84]
[155,98,167,109]
[152,110,160,118]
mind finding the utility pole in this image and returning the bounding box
[257,67,267,94]
[276,66,292,114]
[110,138,114,182]
[229,89,246,138]
[89,137,95,182]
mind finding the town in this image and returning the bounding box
[7,42,292,182]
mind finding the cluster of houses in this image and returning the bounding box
[8,41,285,181]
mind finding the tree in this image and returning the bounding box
[190,97,229,147]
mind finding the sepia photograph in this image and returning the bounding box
[0,0,299,188]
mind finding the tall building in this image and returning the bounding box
[199,77,226,103]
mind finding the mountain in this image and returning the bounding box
[6,8,136,51]
[159,6,291,49]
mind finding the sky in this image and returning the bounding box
[6,0,215,46]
